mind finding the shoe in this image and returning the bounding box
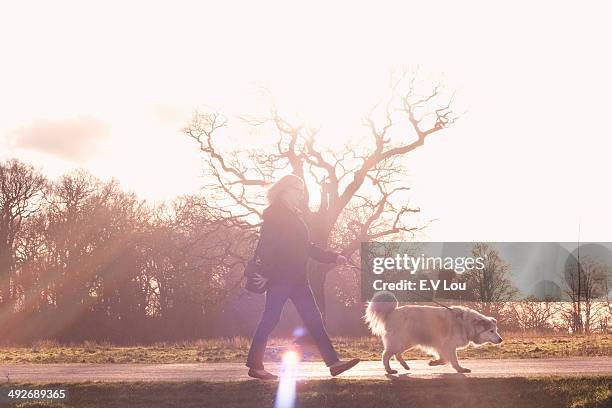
[329,358,360,377]
[248,368,278,380]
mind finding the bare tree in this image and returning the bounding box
[458,243,518,319]
[143,195,245,339]
[562,255,610,334]
[508,296,557,333]
[40,170,150,341]
[13,212,49,316]
[0,159,47,309]
[602,268,612,333]
[183,68,459,318]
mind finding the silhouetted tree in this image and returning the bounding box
[183,68,459,319]
[561,256,610,334]
[0,159,47,312]
[458,243,518,319]
[508,296,557,333]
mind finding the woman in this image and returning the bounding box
[246,174,360,380]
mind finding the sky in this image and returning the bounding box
[1,0,611,242]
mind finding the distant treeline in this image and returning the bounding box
[1,158,610,345]
[0,158,248,344]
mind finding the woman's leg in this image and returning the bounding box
[246,282,292,369]
[290,283,340,367]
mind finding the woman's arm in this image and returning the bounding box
[308,243,340,263]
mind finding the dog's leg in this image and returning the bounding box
[382,349,397,374]
[447,348,471,373]
[428,358,447,366]
[427,350,446,366]
[395,353,410,370]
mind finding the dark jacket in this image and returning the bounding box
[256,200,338,285]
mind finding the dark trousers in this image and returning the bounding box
[246,280,340,369]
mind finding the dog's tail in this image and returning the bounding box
[364,291,398,337]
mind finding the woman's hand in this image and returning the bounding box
[335,254,347,266]
[252,272,269,289]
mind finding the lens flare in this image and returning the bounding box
[283,350,299,365]
[273,349,301,408]
[292,326,305,338]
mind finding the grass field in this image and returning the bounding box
[0,334,610,364]
[1,377,610,408]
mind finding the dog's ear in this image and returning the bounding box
[475,318,490,330]
[489,317,497,324]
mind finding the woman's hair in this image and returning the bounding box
[266,174,304,205]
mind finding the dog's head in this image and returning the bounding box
[472,316,503,345]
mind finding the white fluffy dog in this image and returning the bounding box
[364,291,503,374]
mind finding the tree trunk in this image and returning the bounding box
[305,211,334,322]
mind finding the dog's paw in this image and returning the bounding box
[457,367,471,373]
[428,359,445,366]
[386,369,398,374]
